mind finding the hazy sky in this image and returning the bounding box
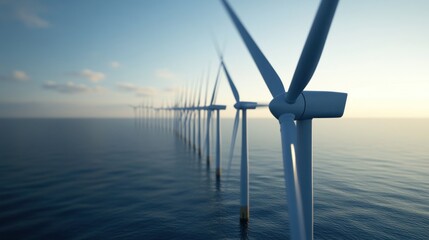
[1,0,428,118]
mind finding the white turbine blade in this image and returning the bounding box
[204,67,210,107]
[210,63,222,105]
[192,79,199,107]
[198,71,204,107]
[221,0,285,98]
[184,82,190,108]
[212,34,224,60]
[221,61,240,103]
[226,109,240,179]
[279,114,306,240]
[286,0,339,103]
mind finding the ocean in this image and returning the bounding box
[0,118,428,239]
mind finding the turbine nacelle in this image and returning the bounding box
[234,101,257,110]
[269,91,347,120]
[207,105,227,111]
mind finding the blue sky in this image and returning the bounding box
[1,0,429,118]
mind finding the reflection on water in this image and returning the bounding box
[0,118,428,239]
[240,221,249,240]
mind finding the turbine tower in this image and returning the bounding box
[222,0,346,239]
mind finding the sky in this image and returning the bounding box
[1,0,429,118]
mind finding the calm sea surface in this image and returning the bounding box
[0,118,428,239]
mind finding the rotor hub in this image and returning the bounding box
[269,91,347,120]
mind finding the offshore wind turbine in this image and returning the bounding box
[143,100,148,128]
[182,83,190,141]
[140,102,144,128]
[201,70,210,157]
[196,72,205,156]
[203,62,226,176]
[187,80,196,147]
[174,89,182,136]
[192,78,202,152]
[190,79,198,149]
[217,53,268,221]
[149,98,154,129]
[180,86,188,139]
[167,99,174,132]
[186,83,193,144]
[129,105,138,127]
[177,87,186,137]
[222,0,346,239]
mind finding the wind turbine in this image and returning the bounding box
[217,53,268,221]
[182,83,190,142]
[129,105,138,127]
[190,79,198,149]
[201,70,210,157]
[142,100,148,128]
[222,0,346,239]
[196,71,205,156]
[177,88,186,137]
[204,63,226,177]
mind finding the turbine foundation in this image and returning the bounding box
[216,168,221,177]
[240,206,249,222]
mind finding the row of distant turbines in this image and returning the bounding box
[130,1,345,239]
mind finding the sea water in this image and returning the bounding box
[0,118,428,239]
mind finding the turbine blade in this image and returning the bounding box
[212,35,223,60]
[226,109,240,179]
[198,71,204,107]
[210,63,222,105]
[204,67,210,107]
[221,0,285,98]
[221,61,240,103]
[286,0,339,103]
[279,114,306,240]
[184,82,189,108]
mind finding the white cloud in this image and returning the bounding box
[0,0,51,28]
[110,61,121,69]
[155,69,177,80]
[0,70,30,82]
[43,81,105,94]
[13,70,29,81]
[16,7,50,28]
[163,86,182,92]
[116,82,156,97]
[75,69,106,83]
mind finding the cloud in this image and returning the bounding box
[0,0,51,28]
[155,69,177,80]
[163,86,182,92]
[13,70,29,81]
[16,7,50,28]
[43,81,105,94]
[116,82,156,97]
[110,61,121,69]
[72,69,106,83]
[0,70,30,82]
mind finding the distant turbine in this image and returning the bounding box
[217,53,268,221]
[129,104,138,127]
[196,70,206,156]
[203,63,226,177]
